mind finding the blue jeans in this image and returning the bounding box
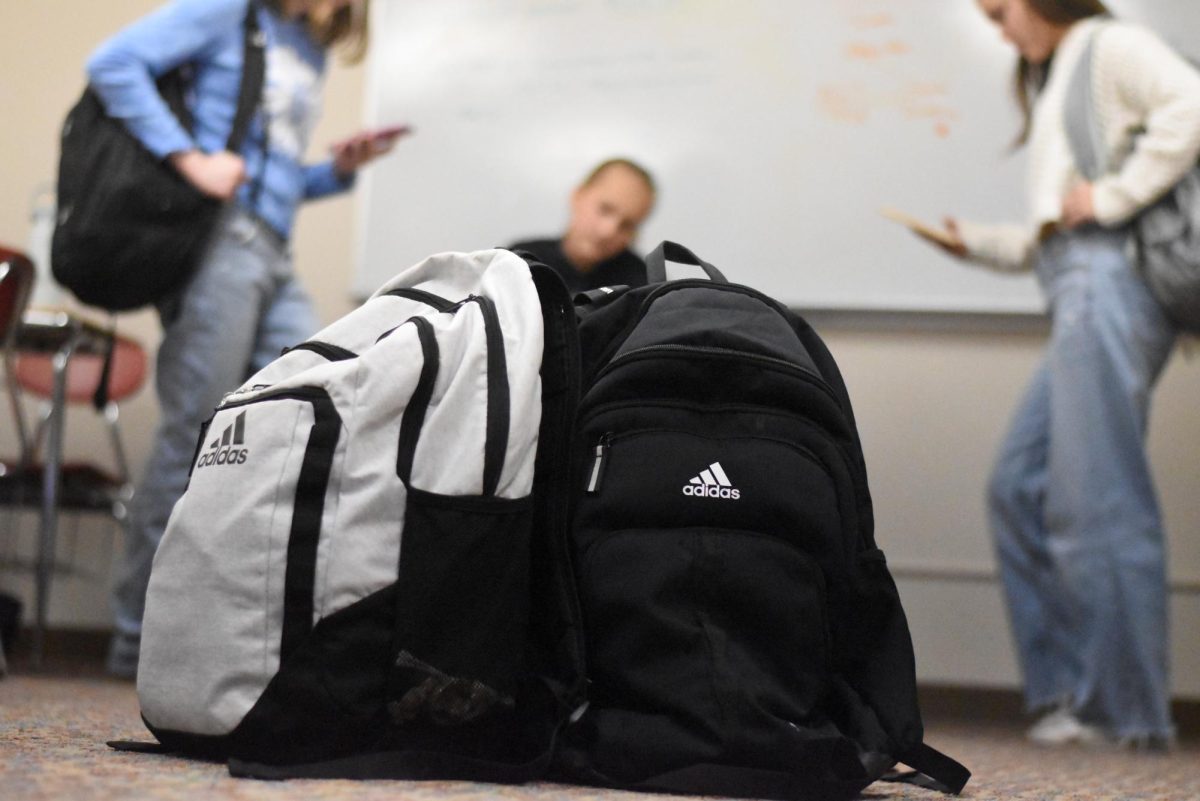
[108,208,317,674]
[988,226,1176,740]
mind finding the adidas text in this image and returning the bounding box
[196,447,249,468]
[682,484,740,499]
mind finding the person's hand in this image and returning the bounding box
[935,217,969,258]
[169,150,246,201]
[1061,181,1096,228]
[331,126,410,179]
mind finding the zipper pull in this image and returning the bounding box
[585,434,610,494]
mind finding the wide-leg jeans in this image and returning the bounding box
[988,225,1176,740]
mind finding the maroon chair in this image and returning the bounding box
[0,247,35,672]
[0,247,36,466]
[0,245,148,665]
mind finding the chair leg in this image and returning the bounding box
[104,402,136,521]
[4,353,31,467]
[31,341,75,668]
[27,400,51,466]
[104,401,132,484]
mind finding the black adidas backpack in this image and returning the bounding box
[553,242,969,799]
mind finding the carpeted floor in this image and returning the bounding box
[3,672,1199,801]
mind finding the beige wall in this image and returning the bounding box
[2,2,1198,698]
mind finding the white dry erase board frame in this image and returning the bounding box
[351,0,1196,315]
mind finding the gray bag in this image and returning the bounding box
[1065,26,1200,332]
[137,249,552,754]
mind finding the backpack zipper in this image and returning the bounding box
[585,280,795,376]
[383,286,458,312]
[375,289,466,344]
[585,434,611,494]
[594,343,841,407]
[584,426,829,491]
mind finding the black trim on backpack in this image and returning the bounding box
[396,316,438,486]
[283,340,358,362]
[280,392,341,662]
[384,287,458,312]
[185,417,214,482]
[468,295,509,497]
[393,297,511,498]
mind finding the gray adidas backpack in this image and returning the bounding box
[125,249,586,778]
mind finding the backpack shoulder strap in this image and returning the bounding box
[886,742,972,795]
[1063,22,1109,181]
[227,1,266,153]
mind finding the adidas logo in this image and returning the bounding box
[196,411,250,469]
[682,461,741,500]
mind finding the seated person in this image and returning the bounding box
[510,158,657,293]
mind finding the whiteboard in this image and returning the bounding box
[352,0,1194,312]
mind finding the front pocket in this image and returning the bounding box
[388,488,533,727]
[142,387,342,737]
[190,388,342,661]
[577,427,846,564]
[577,527,832,767]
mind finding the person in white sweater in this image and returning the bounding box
[915,0,1200,749]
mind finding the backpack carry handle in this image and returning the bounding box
[644,241,727,284]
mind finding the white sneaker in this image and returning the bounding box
[1026,706,1108,747]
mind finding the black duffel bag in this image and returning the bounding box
[51,3,264,312]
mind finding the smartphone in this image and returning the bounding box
[331,125,412,156]
[369,124,412,143]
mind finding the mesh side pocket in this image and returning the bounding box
[388,488,533,727]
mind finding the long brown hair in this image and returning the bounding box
[1010,0,1109,147]
[265,1,371,65]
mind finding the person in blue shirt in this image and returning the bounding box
[88,0,401,678]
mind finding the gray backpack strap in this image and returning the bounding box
[1063,26,1108,181]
